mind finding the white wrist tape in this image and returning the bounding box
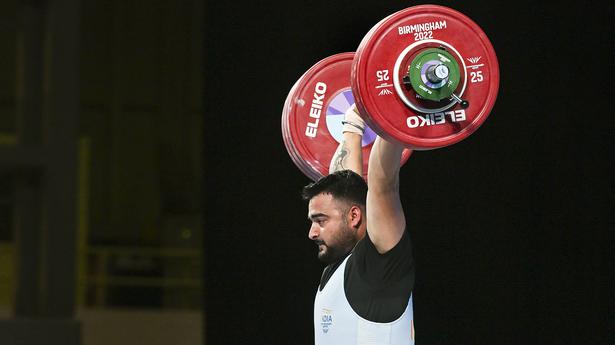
[342,105,365,135]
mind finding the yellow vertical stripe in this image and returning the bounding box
[77,137,91,306]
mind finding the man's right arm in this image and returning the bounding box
[366,137,406,254]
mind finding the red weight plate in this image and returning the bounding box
[282,80,322,181]
[282,81,305,169]
[284,53,373,180]
[282,53,411,181]
[283,80,326,181]
[283,113,321,181]
[352,5,499,150]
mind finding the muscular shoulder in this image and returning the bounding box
[344,229,415,322]
[351,228,413,280]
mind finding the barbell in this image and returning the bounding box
[282,5,499,181]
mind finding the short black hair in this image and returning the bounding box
[302,170,367,207]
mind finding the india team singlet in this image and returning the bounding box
[313,255,415,345]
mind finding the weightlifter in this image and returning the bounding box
[303,106,415,344]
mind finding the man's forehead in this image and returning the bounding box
[308,193,344,214]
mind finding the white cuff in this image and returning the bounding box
[342,105,365,135]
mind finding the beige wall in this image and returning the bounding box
[78,309,202,345]
[0,309,202,345]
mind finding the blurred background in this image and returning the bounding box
[1,0,203,344]
[0,0,612,345]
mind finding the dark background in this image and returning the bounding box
[202,1,613,344]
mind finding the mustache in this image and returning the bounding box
[314,240,326,246]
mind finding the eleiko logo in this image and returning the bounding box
[406,110,466,128]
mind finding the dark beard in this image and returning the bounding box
[316,228,356,264]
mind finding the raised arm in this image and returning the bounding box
[329,105,364,176]
[366,136,405,253]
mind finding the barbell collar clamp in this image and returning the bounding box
[450,93,469,109]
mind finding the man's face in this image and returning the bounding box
[307,193,356,264]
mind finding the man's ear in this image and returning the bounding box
[348,205,362,229]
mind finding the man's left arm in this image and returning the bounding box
[329,105,364,176]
